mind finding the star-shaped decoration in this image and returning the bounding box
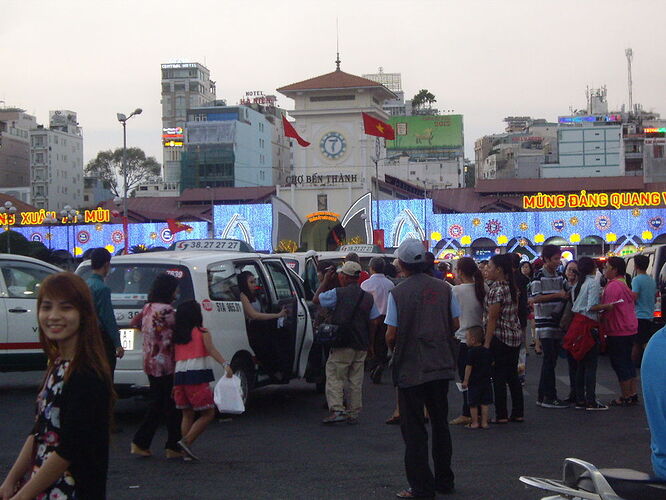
[570,216,579,226]
[632,208,641,217]
[519,222,528,231]
[472,218,481,227]
[95,223,103,231]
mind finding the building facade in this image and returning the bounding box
[363,69,412,116]
[161,62,216,186]
[0,108,37,188]
[30,110,84,211]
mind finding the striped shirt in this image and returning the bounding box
[530,267,566,339]
[174,327,214,386]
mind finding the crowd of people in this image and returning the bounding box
[1,242,665,498]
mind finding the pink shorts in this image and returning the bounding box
[173,383,214,411]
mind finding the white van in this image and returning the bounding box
[76,240,314,401]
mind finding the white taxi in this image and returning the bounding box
[75,240,314,401]
[0,254,62,372]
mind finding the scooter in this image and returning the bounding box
[519,457,666,500]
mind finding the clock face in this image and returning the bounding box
[319,131,347,160]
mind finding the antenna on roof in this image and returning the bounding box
[335,18,341,71]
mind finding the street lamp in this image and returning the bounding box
[60,205,78,256]
[116,107,142,254]
[0,201,17,253]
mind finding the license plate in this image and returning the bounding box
[119,328,136,351]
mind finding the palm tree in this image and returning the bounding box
[412,89,437,114]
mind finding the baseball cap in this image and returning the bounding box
[396,238,426,264]
[339,261,362,277]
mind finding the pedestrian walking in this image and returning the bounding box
[313,261,379,424]
[461,326,493,429]
[530,245,569,409]
[598,257,639,407]
[130,273,183,459]
[483,254,524,423]
[630,254,657,367]
[449,257,485,426]
[511,253,530,383]
[562,257,607,410]
[386,238,456,498]
[361,257,394,384]
[173,300,233,461]
[0,273,113,500]
[85,247,124,374]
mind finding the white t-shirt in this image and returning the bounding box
[452,283,484,342]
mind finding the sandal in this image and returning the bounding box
[396,488,435,499]
[465,423,480,429]
[510,417,525,423]
[609,398,630,407]
[385,415,401,425]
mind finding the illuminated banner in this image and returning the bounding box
[645,127,666,133]
[306,211,340,222]
[558,114,622,124]
[0,208,111,226]
[523,191,666,210]
[163,127,184,147]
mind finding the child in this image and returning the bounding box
[173,300,233,461]
[462,326,493,429]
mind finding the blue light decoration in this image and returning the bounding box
[558,114,622,124]
[213,203,273,252]
[377,199,430,247]
[13,221,208,255]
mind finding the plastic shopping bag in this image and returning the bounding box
[214,375,245,415]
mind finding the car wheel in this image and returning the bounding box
[231,357,255,404]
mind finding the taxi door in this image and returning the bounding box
[262,258,310,377]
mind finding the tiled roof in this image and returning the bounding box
[0,194,38,213]
[277,69,396,98]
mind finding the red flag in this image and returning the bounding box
[167,219,192,234]
[362,112,395,140]
[282,115,310,147]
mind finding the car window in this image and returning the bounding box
[78,263,194,308]
[264,260,293,301]
[208,261,239,301]
[304,258,318,299]
[1,263,54,298]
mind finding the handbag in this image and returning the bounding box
[315,290,366,346]
[213,374,245,414]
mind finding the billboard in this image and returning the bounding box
[386,115,463,150]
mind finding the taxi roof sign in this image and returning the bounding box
[338,244,381,254]
[172,239,254,252]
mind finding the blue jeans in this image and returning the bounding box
[538,338,562,401]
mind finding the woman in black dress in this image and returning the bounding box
[0,272,113,500]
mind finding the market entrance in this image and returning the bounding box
[299,212,345,251]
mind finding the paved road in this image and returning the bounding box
[0,351,653,499]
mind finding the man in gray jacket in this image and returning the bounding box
[386,239,457,498]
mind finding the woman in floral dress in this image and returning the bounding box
[0,272,113,499]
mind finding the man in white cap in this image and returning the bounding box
[386,238,458,498]
[314,261,380,424]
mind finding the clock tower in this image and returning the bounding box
[276,65,396,224]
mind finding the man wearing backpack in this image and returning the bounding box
[313,261,380,425]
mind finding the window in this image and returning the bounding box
[174,84,186,92]
[655,145,664,158]
[162,83,171,93]
[1,263,54,298]
[264,261,293,301]
[317,194,328,211]
[309,95,355,102]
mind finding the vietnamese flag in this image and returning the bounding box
[282,115,310,147]
[362,112,395,140]
[167,219,192,234]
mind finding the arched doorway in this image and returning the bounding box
[578,235,604,257]
[299,217,345,251]
[471,237,497,261]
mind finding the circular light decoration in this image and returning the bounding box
[497,235,508,245]
[632,208,641,217]
[570,216,579,226]
[562,250,574,261]
[460,235,472,246]
[519,238,528,247]
[605,232,617,243]
[534,234,545,243]
[30,233,43,242]
[95,223,103,232]
[74,247,83,257]
[111,230,124,244]
[649,217,663,230]
[430,231,442,241]
[448,225,464,239]
[519,222,528,231]
[160,227,174,243]
[642,230,654,241]
[551,219,565,232]
[77,230,90,244]
[472,218,481,227]
[485,219,502,235]
[104,245,115,254]
[595,215,611,231]
[150,232,158,240]
[569,233,581,243]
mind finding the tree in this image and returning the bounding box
[412,89,437,114]
[85,148,161,199]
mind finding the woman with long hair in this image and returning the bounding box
[0,273,113,499]
[130,273,183,459]
[521,261,540,354]
[449,257,486,426]
[484,254,524,423]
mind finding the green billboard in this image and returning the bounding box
[386,115,463,150]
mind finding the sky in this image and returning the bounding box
[2,0,664,165]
